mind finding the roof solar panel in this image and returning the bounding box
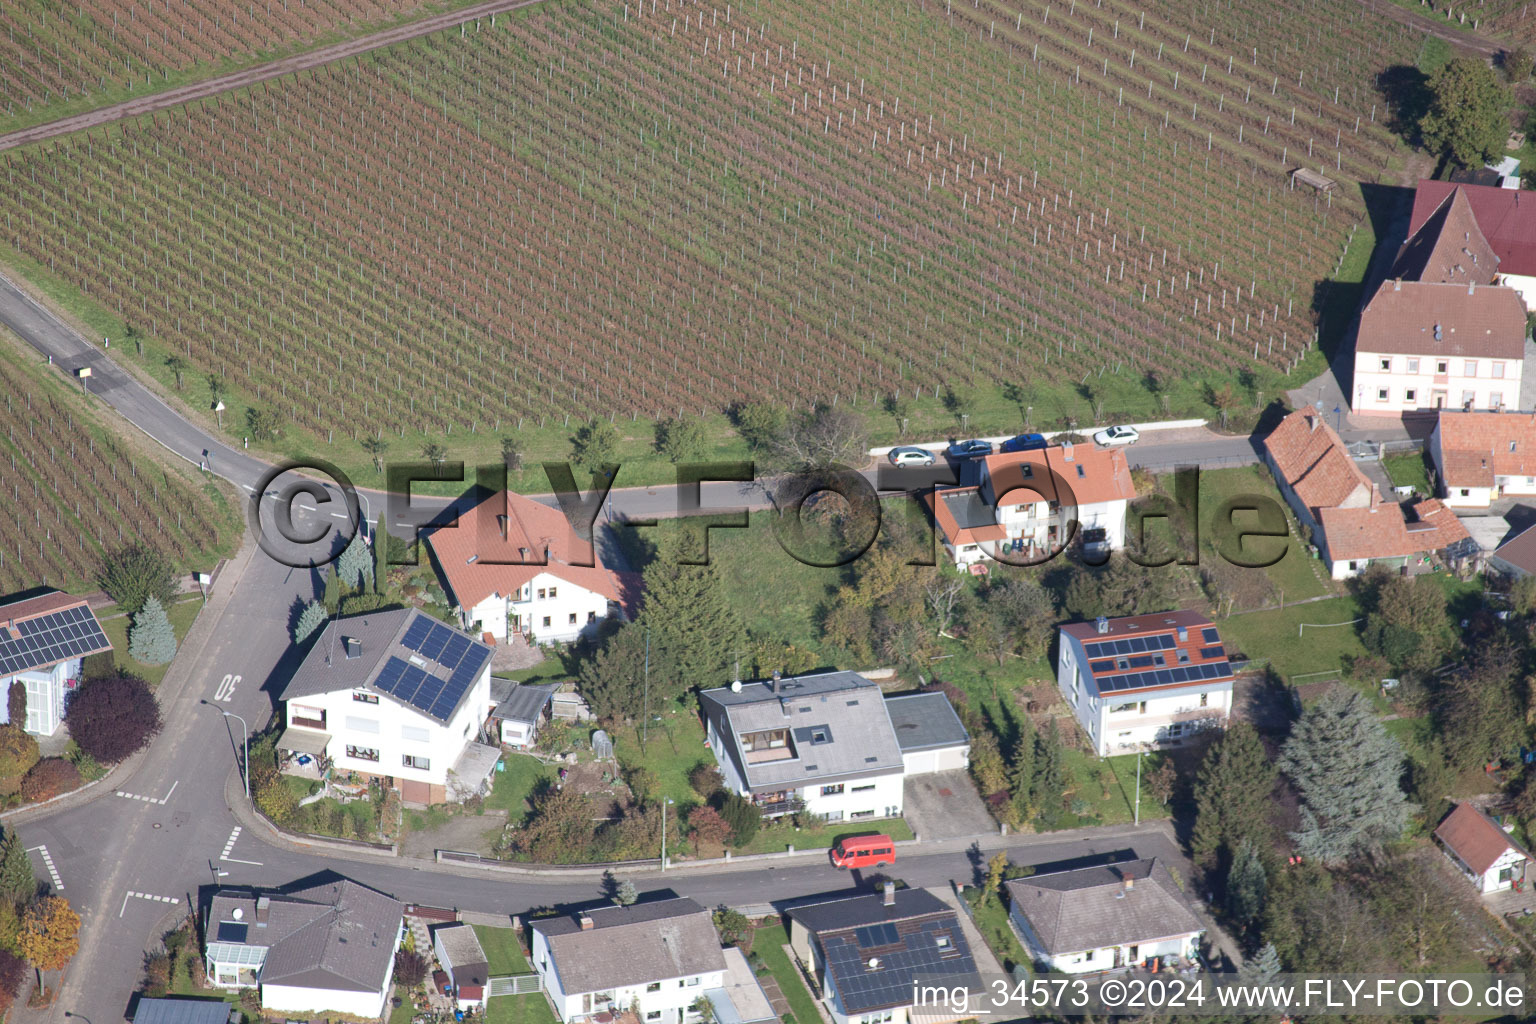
[1202,626,1220,644]
[400,616,432,652]
[394,666,429,703]
[417,624,450,663]
[1200,644,1225,659]
[0,606,110,678]
[1128,636,1147,653]
[375,657,407,694]
[439,634,471,671]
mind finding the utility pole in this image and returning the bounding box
[642,627,650,749]
[660,796,674,872]
[1134,750,1143,826]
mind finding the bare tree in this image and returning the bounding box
[924,574,966,637]
[771,407,868,469]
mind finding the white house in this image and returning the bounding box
[277,608,495,806]
[0,590,112,737]
[1006,859,1205,974]
[699,672,964,822]
[1434,802,1531,894]
[1410,180,1536,312]
[205,879,403,1018]
[1056,611,1233,756]
[787,885,981,1024]
[432,923,489,1011]
[530,898,726,1024]
[1430,411,1536,509]
[426,489,636,643]
[925,445,1135,567]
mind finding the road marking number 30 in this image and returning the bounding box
[214,674,240,702]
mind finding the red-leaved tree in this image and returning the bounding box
[65,675,162,764]
[20,760,81,804]
[687,806,732,854]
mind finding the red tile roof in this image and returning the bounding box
[1060,609,1233,696]
[923,487,1007,547]
[1355,279,1527,360]
[1262,409,1374,518]
[980,444,1136,506]
[425,491,634,612]
[1435,412,1536,488]
[0,590,89,628]
[1411,180,1536,277]
[1317,498,1471,563]
[1435,802,1528,875]
[1392,187,1500,285]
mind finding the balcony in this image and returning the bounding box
[290,715,326,731]
[753,794,805,816]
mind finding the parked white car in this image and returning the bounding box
[1092,425,1140,447]
[887,446,937,467]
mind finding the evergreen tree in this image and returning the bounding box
[1190,721,1276,866]
[1279,690,1414,864]
[637,537,746,697]
[1006,716,1038,821]
[1241,943,1282,986]
[577,623,650,722]
[373,513,389,592]
[1225,840,1267,930]
[293,602,328,646]
[335,530,374,592]
[1031,720,1066,816]
[5,684,23,731]
[98,544,177,617]
[0,831,36,904]
[128,597,177,666]
[322,567,342,614]
[615,879,639,906]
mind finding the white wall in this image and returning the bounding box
[1007,904,1198,974]
[900,746,970,775]
[287,664,491,788]
[1058,637,1230,756]
[797,771,904,822]
[1497,272,1536,312]
[0,658,73,737]
[263,981,389,1018]
[532,929,722,1024]
[1353,351,1523,413]
[467,572,612,643]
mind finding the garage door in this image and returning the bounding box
[903,750,940,775]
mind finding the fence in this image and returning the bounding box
[1129,452,1257,472]
[488,974,541,997]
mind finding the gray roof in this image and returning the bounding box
[490,681,558,724]
[941,490,997,531]
[698,672,905,790]
[132,999,236,1024]
[532,897,725,994]
[788,887,953,935]
[208,879,403,993]
[279,608,491,726]
[433,923,489,987]
[1003,858,1204,955]
[884,692,970,752]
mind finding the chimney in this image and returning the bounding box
[769,669,781,693]
[1095,615,1109,634]
[1062,441,1075,462]
[256,896,271,925]
[578,915,594,931]
[519,547,530,560]
[497,514,510,540]
[1123,875,1135,893]
[1309,412,1318,432]
[1393,278,1401,291]
[883,882,896,907]
[1469,281,1476,295]
[343,636,361,660]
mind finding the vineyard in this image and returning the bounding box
[1419,0,1536,45]
[0,327,240,595]
[0,0,480,131]
[0,0,1422,456]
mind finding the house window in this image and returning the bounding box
[1437,361,1449,373]
[537,588,546,599]
[1176,648,1190,664]
[1462,390,1477,406]
[402,725,431,743]
[1494,361,1506,378]
[587,611,597,623]
[344,716,381,734]
[1404,389,1416,403]
[1139,701,1148,714]
[1376,388,1389,401]
[568,613,578,625]
[1459,488,1471,497]
[687,977,702,986]
[402,754,430,770]
[1111,701,1137,713]
[1378,357,1391,371]
[646,983,661,993]
[345,745,379,762]
[1200,692,1209,707]
[852,783,877,792]
[352,691,378,704]
[1493,393,1504,409]
[1407,358,1419,373]
[542,616,551,628]
[1465,361,1478,377]
[646,1013,662,1022]
[1168,722,1187,738]
[548,587,558,598]
[821,784,845,796]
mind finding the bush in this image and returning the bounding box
[20,759,81,803]
[0,948,24,1018]
[688,761,724,799]
[394,949,429,987]
[0,728,40,785]
[142,950,171,997]
[63,741,105,783]
[718,793,762,846]
[98,544,177,618]
[66,675,162,764]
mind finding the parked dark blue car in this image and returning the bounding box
[998,432,1048,453]
[944,439,994,461]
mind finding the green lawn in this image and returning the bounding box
[1219,596,1367,682]
[970,889,1032,974]
[1382,453,1432,495]
[1189,464,1331,603]
[611,710,714,815]
[388,992,416,1024]
[473,925,531,975]
[485,755,557,824]
[484,994,559,1024]
[97,596,205,686]
[749,924,823,1024]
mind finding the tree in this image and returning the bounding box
[5,685,22,732]
[65,674,162,764]
[21,759,80,803]
[1437,640,1523,771]
[1145,759,1177,806]
[1005,717,1038,822]
[322,566,342,614]
[570,420,620,472]
[718,793,761,846]
[245,406,283,442]
[615,879,639,906]
[1358,571,1451,673]
[1030,721,1066,819]
[691,995,717,1024]
[293,601,328,645]
[335,530,374,592]
[500,436,524,472]
[0,903,19,956]
[1225,840,1267,930]
[0,948,24,1018]
[713,906,750,946]
[1504,46,1533,82]
[1411,737,1456,828]
[731,403,786,453]
[655,416,709,464]
[1241,943,1282,986]
[421,442,449,474]
[1279,690,1414,864]
[373,512,388,593]
[1062,557,1173,620]
[966,577,1054,665]
[17,895,78,988]
[516,786,601,863]
[687,805,733,853]
[128,595,177,666]
[985,852,1010,895]
[1420,57,1512,168]
[206,374,226,406]
[925,574,966,637]
[578,623,650,722]
[360,435,389,475]
[771,406,867,468]
[637,537,747,698]
[165,354,187,390]
[0,831,36,904]
[99,544,177,618]
[393,948,428,987]
[1189,722,1276,866]
[0,729,40,784]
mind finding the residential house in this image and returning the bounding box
[490,677,558,749]
[529,898,727,1024]
[426,489,636,643]
[1056,611,1233,756]
[0,590,112,737]
[1410,180,1536,310]
[1430,411,1536,508]
[1489,520,1536,578]
[786,885,981,1024]
[1434,802,1531,894]
[432,923,489,1011]
[204,879,404,1018]
[1005,858,1204,974]
[277,608,495,805]
[699,672,966,821]
[924,445,1136,567]
[882,692,970,775]
[131,998,237,1024]
[705,948,777,1024]
[1264,408,1471,577]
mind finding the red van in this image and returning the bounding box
[831,834,896,869]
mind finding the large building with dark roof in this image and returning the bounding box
[787,885,981,1024]
[203,878,404,1017]
[278,608,495,805]
[0,589,112,736]
[1056,611,1232,755]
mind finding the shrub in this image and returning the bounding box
[99,544,177,617]
[688,762,724,799]
[0,948,24,1018]
[21,759,81,803]
[718,793,761,846]
[394,949,429,987]
[142,950,171,996]
[65,674,162,764]
[0,728,40,785]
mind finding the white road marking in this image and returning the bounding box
[120,891,180,917]
[25,845,62,891]
[218,826,263,866]
[242,484,255,492]
[213,674,240,702]
[114,779,178,805]
[222,857,263,866]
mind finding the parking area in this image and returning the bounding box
[903,771,996,841]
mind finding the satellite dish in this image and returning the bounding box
[233,908,243,919]
[866,957,880,969]
[730,680,742,693]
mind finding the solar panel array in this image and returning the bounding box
[1082,633,1176,659]
[1094,660,1233,693]
[372,616,490,723]
[0,604,110,677]
[823,919,978,1013]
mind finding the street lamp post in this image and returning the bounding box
[1133,750,1143,826]
[204,702,250,799]
[660,797,674,872]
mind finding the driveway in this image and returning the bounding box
[904,771,996,841]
